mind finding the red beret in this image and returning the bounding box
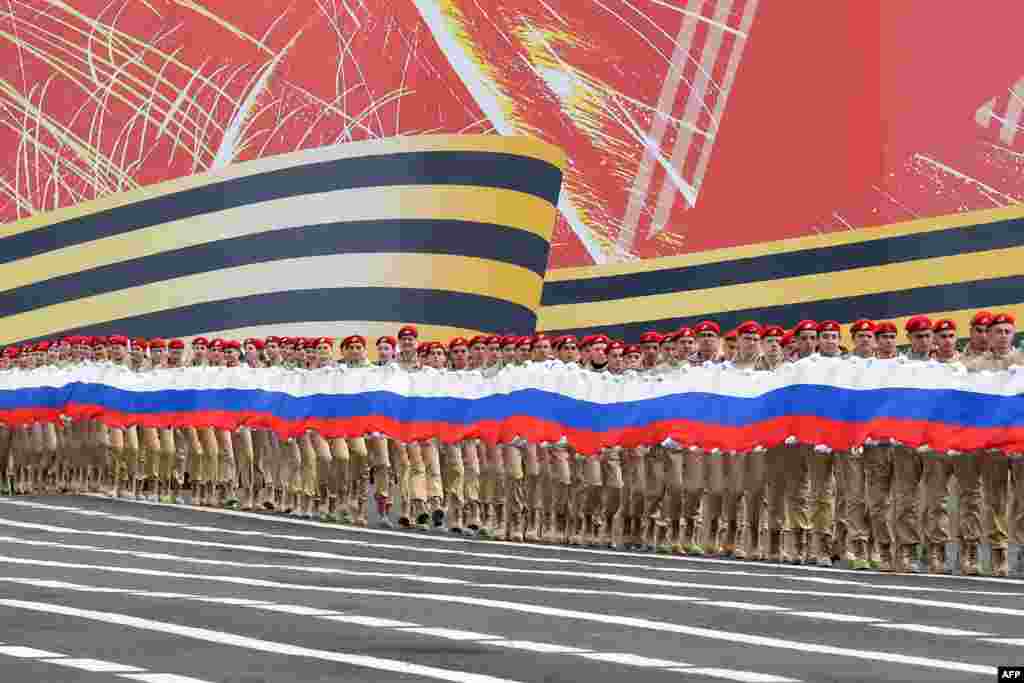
[209,339,225,349]
[149,338,167,349]
[625,344,643,355]
[91,336,107,347]
[35,340,51,352]
[132,338,149,349]
[250,338,266,350]
[223,340,241,350]
[607,340,625,352]
[516,336,533,349]
[817,320,841,333]
[589,334,611,347]
[762,325,785,339]
[376,335,397,348]
[905,315,933,334]
[694,321,721,336]
[660,331,679,343]
[169,339,185,350]
[317,337,335,347]
[59,337,73,346]
[876,321,898,335]
[639,331,663,344]
[850,319,876,334]
[469,335,488,348]
[397,325,418,339]
[3,346,20,357]
[780,330,795,347]
[554,335,578,350]
[449,337,469,350]
[532,333,550,345]
[736,321,763,337]
[794,320,819,334]
[108,335,129,347]
[933,318,957,333]
[724,329,738,340]
[429,341,446,352]
[500,335,519,347]
[971,311,994,327]
[341,335,366,348]
[192,337,208,347]
[677,326,695,338]
[264,336,280,344]
[485,335,502,345]
[992,312,1016,326]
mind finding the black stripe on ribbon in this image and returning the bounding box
[541,216,1024,306]
[542,275,1024,340]
[0,151,563,265]
[0,219,549,318]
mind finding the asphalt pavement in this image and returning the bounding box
[0,495,1021,683]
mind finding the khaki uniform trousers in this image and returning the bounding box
[983,451,1010,549]
[892,446,923,547]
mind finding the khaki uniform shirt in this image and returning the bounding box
[966,349,1024,372]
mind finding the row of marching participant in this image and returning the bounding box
[1,312,1021,576]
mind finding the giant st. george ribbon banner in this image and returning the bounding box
[2,360,1024,455]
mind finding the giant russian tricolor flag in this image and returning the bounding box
[2,360,1024,455]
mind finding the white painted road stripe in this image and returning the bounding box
[0,645,67,658]
[488,641,591,654]
[399,627,506,641]
[3,522,1022,619]
[786,611,886,624]
[673,668,800,683]
[249,604,343,616]
[0,565,995,676]
[10,498,1019,588]
[0,576,794,679]
[579,653,691,667]
[323,616,422,628]
[0,599,527,683]
[981,638,1024,646]
[702,601,790,611]
[873,624,994,637]
[51,658,147,672]
[7,499,1023,595]
[120,675,216,683]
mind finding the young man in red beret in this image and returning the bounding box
[500,336,518,367]
[721,322,766,560]
[689,321,722,365]
[966,312,1023,576]
[166,340,186,368]
[917,319,979,573]
[530,334,554,363]
[883,316,934,571]
[554,335,580,365]
[639,331,662,369]
[515,337,532,365]
[849,320,877,359]
[263,337,283,366]
[874,322,899,360]
[375,336,396,366]
[792,321,818,359]
[963,311,993,359]
[395,326,420,372]
[722,329,738,363]
[190,337,208,367]
[467,336,488,370]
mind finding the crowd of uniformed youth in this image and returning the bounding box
[1,310,1022,577]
